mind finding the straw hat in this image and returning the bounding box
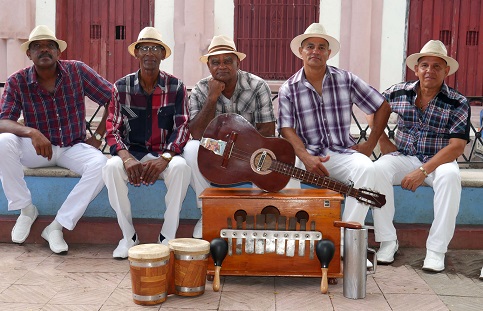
[20,25,67,52]
[200,35,246,63]
[406,40,459,75]
[128,27,171,58]
[290,23,340,59]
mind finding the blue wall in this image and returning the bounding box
[0,177,482,225]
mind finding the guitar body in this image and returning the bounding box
[198,114,295,192]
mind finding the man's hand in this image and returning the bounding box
[400,169,426,192]
[350,141,374,157]
[30,129,53,160]
[124,157,144,186]
[301,154,331,177]
[140,158,169,185]
[207,78,225,101]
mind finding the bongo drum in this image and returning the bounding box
[128,243,170,305]
[168,238,210,296]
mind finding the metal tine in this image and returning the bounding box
[309,221,316,259]
[286,217,297,257]
[235,216,243,255]
[227,217,233,256]
[255,214,265,254]
[245,215,255,254]
[265,214,276,253]
[298,218,307,257]
[276,215,287,255]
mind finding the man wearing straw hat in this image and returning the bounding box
[371,40,469,272]
[184,35,276,239]
[0,25,112,254]
[102,27,191,258]
[278,23,391,228]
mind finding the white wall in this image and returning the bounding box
[379,0,408,91]
[156,0,175,74]
[36,0,56,32]
[320,0,341,67]
[214,0,234,37]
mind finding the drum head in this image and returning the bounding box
[168,238,210,252]
[128,243,170,259]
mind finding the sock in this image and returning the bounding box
[20,204,36,218]
[49,219,63,231]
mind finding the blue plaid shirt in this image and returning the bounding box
[382,80,470,163]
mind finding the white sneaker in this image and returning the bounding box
[11,205,38,243]
[41,225,68,254]
[193,217,202,239]
[422,250,445,272]
[113,235,139,259]
[367,259,373,269]
[480,267,483,280]
[377,240,399,264]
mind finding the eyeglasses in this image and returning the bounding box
[29,42,58,51]
[136,45,165,55]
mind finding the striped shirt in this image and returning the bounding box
[278,66,384,156]
[382,80,470,163]
[106,70,189,159]
[189,70,275,126]
[0,60,112,147]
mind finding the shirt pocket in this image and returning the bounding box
[426,105,451,134]
[158,105,175,130]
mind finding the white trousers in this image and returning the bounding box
[0,133,107,230]
[102,154,191,241]
[183,140,210,209]
[285,151,376,224]
[372,154,461,253]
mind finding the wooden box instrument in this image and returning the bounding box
[201,188,343,278]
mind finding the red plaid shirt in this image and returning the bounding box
[0,60,112,147]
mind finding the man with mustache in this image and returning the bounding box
[278,23,391,230]
[371,40,470,272]
[183,35,276,239]
[0,25,112,254]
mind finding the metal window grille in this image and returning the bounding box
[115,25,126,40]
[90,25,101,39]
[439,30,451,45]
[466,31,479,46]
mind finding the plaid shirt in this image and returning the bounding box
[189,70,275,125]
[0,60,112,147]
[106,70,189,159]
[383,80,470,163]
[278,66,384,156]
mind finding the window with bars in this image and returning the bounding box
[90,25,101,39]
[115,25,126,40]
[234,0,319,80]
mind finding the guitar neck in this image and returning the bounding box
[270,160,356,196]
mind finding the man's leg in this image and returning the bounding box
[0,134,51,243]
[183,140,210,237]
[160,155,191,242]
[102,156,138,258]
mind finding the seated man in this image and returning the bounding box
[278,23,391,226]
[0,25,111,254]
[372,40,469,272]
[102,27,191,258]
[184,35,276,238]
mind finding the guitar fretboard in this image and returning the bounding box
[270,160,358,198]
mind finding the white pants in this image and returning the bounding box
[102,154,191,241]
[285,151,376,224]
[0,133,107,230]
[183,140,211,209]
[372,154,461,253]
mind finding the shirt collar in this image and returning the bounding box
[409,80,450,97]
[134,69,165,93]
[27,60,64,85]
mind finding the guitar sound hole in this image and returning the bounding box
[295,210,309,223]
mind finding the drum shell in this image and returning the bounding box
[128,244,170,305]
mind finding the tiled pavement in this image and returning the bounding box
[1,243,483,311]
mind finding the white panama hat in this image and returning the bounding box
[128,27,171,58]
[200,35,246,63]
[290,23,340,59]
[20,25,67,52]
[406,40,459,75]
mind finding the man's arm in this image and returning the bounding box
[85,105,108,149]
[256,121,276,137]
[352,100,392,156]
[189,79,225,139]
[401,138,466,192]
[280,127,330,176]
[0,119,53,160]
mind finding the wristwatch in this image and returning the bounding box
[161,152,173,162]
[94,132,103,141]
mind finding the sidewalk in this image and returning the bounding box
[1,243,482,310]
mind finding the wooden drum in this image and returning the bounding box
[168,238,210,296]
[128,243,170,305]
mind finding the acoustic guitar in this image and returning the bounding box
[197,113,385,208]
